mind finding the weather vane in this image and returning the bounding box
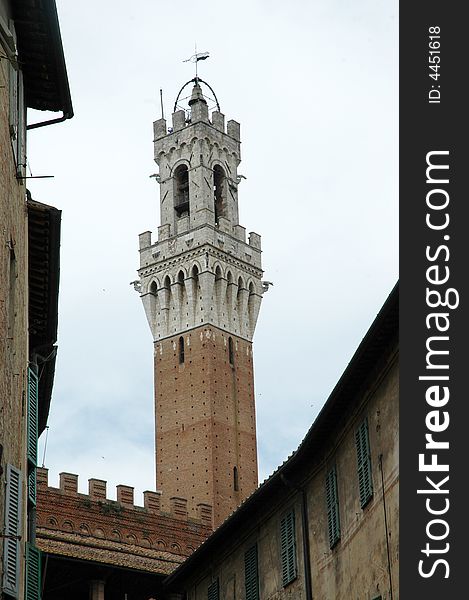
[183,45,209,78]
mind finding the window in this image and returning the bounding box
[213,164,226,225]
[27,368,38,466]
[233,466,239,491]
[280,510,297,586]
[207,578,219,600]
[325,466,341,548]
[244,543,259,600]
[27,367,38,506]
[228,337,234,365]
[179,336,185,364]
[2,464,22,597]
[5,18,26,179]
[174,164,190,216]
[355,417,373,508]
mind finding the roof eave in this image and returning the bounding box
[13,0,73,119]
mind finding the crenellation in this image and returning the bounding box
[36,469,212,523]
[144,490,162,512]
[158,223,171,241]
[197,503,213,527]
[234,224,246,242]
[248,231,261,250]
[170,497,188,520]
[37,466,49,487]
[60,472,78,495]
[89,478,107,500]
[211,111,225,132]
[116,484,134,506]
[172,110,186,131]
[153,118,167,140]
[139,230,152,249]
[226,119,240,141]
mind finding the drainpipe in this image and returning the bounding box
[280,474,313,599]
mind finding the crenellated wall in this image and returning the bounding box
[36,468,212,576]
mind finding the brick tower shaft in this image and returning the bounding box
[155,328,257,526]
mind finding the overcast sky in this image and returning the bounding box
[28,0,398,504]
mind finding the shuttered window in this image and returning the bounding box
[355,417,373,508]
[6,20,26,178]
[244,543,259,600]
[325,466,341,548]
[25,543,41,600]
[27,367,38,505]
[27,368,38,467]
[280,510,297,586]
[207,578,219,600]
[2,464,22,598]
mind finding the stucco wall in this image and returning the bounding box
[308,356,398,600]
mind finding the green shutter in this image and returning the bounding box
[2,464,22,598]
[325,466,341,547]
[355,418,373,507]
[207,578,219,600]
[244,543,259,600]
[27,367,39,467]
[280,510,297,586]
[25,543,41,600]
[28,468,37,506]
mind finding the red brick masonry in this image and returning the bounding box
[36,468,212,575]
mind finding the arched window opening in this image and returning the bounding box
[228,336,234,365]
[233,466,239,492]
[174,164,190,217]
[192,265,199,291]
[213,165,226,225]
[179,336,185,364]
[247,281,255,324]
[237,276,244,301]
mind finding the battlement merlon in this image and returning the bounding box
[153,112,240,150]
[138,227,262,272]
[37,468,213,527]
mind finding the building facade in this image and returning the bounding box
[164,285,398,600]
[137,79,266,527]
[1,1,72,598]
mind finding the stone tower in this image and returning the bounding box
[137,78,264,527]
